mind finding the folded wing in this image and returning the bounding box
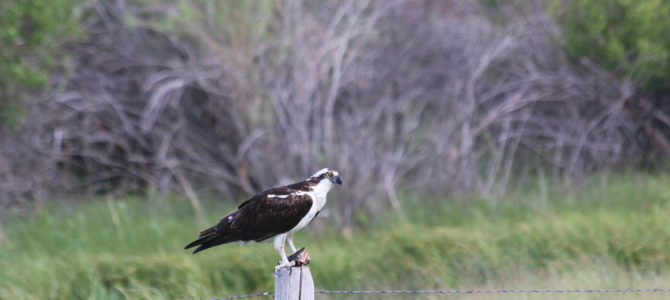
[184,190,313,254]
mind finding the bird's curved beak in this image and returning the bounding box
[331,176,343,185]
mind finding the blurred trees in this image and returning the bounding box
[0,0,83,128]
[552,0,670,158]
[0,0,668,222]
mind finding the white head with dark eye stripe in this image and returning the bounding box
[308,168,342,195]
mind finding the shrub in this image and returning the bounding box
[0,0,83,127]
[552,0,670,92]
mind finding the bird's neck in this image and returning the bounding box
[310,180,333,199]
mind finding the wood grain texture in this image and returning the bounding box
[274,266,314,300]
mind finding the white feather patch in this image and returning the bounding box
[289,178,335,233]
[308,168,330,179]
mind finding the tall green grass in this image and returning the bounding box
[1,173,669,299]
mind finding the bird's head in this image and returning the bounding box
[308,168,342,190]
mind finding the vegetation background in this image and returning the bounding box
[1,0,670,299]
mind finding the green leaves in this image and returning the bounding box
[0,0,83,127]
[553,0,670,92]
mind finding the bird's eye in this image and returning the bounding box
[325,172,333,178]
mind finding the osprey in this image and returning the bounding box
[185,168,342,269]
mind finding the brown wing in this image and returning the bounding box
[232,192,313,242]
[184,210,239,253]
[185,186,313,254]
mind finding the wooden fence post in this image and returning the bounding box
[274,266,314,300]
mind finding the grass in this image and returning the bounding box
[1,173,670,299]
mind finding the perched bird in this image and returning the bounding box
[185,168,342,269]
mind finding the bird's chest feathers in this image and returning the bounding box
[291,192,327,232]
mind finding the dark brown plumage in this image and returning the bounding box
[185,182,316,254]
[184,168,342,269]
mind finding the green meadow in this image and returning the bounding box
[1,173,670,299]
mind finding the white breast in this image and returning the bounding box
[289,180,333,233]
[290,192,326,233]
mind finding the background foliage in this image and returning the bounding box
[0,0,83,127]
[0,0,668,224]
[554,0,670,92]
[1,1,670,298]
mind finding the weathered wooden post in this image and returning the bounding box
[274,266,314,300]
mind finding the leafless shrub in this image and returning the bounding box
[0,0,664,222]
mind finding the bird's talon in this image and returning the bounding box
[275,262,291,273]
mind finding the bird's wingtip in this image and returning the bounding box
[192,245,206,254]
